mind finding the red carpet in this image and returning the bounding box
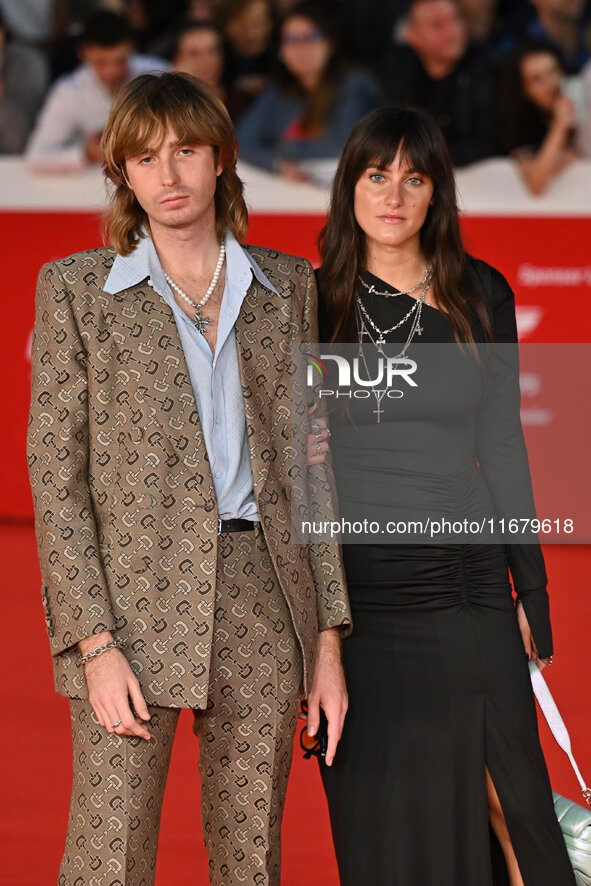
[1,524,589,885]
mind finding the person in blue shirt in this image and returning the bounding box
[237,0,378,181]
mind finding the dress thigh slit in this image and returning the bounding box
[321,543,576,886]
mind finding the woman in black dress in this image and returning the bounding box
[314,107,575,886]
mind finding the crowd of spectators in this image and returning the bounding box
[0,0,590,193]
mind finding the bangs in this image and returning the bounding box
[103,72,234,170]
[111,102,217,162]
[116,111,172,160]
[365,136,431,178]
[350,107,440,182]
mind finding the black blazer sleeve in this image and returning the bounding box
[472,258,553,658]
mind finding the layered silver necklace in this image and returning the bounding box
[164,241,226,334]
[356,266,432,423]
[357,265,431,300]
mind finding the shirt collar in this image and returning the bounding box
[104,229,279,296]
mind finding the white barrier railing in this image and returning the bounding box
[0,157,590,215]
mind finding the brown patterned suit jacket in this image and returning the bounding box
[27,243,351,707]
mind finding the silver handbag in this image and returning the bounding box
[530,662,591,886]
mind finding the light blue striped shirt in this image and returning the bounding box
[105,230,279,520]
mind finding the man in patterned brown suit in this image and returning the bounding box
[27,72,350,886]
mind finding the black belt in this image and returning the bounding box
[218,518,257,534]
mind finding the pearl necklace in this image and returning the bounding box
[164,241,226,334]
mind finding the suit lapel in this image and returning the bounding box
[100,280,214,485]
[235,276,289,496]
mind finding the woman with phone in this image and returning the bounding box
[309,106,575,886]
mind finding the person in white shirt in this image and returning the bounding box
[0,10,49,153]
[26,10,168,173]
[0,0,56,45]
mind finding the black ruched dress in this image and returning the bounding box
[319,259,575,886]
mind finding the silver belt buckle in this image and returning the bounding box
[218,518,223,535]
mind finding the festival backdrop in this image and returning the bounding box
[3,210,591,521]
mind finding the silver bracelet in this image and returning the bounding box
[76,637,124,667]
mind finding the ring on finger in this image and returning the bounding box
[112,719,122,727]
[313,441,322,454]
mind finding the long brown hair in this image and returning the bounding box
[278,0,345,137]
[318,106,490,343]
[101,72,248,255]
[498,41,567,154]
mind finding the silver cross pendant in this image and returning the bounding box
[193,309,211,335]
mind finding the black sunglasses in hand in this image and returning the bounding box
[299,699,329,759]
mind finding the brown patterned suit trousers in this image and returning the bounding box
[61,528,302,886]
[27,244,351,884]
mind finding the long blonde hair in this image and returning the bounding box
[101,72,248,255]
